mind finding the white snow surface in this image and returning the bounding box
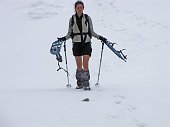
[0,0,170,127]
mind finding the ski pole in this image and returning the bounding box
[95,41,105,86]
[63,41,71,87]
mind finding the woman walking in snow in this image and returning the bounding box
[58,1,107,90]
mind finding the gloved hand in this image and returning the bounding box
[57,37,66,41]
[99,36,107,43]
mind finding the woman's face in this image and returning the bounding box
[75,4,84,15]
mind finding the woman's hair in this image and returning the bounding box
[75,1,84,9]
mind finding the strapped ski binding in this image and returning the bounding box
[50,40,64,62]
[50,40,68,73]
[50,39,71,87]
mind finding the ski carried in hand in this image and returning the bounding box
[50,39,71,87]
[104,40,127,62]
[50,40,64,62]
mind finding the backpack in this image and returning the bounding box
[70,14,92,39]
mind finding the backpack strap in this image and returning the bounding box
[84,14,92,38]
[70,15,75,39]
[71,15,74,27]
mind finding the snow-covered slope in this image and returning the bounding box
[0,0,170,127]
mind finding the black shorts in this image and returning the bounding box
[72,42,92,56]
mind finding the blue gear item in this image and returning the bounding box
[50,40,64,62]
[104,40,127,62]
